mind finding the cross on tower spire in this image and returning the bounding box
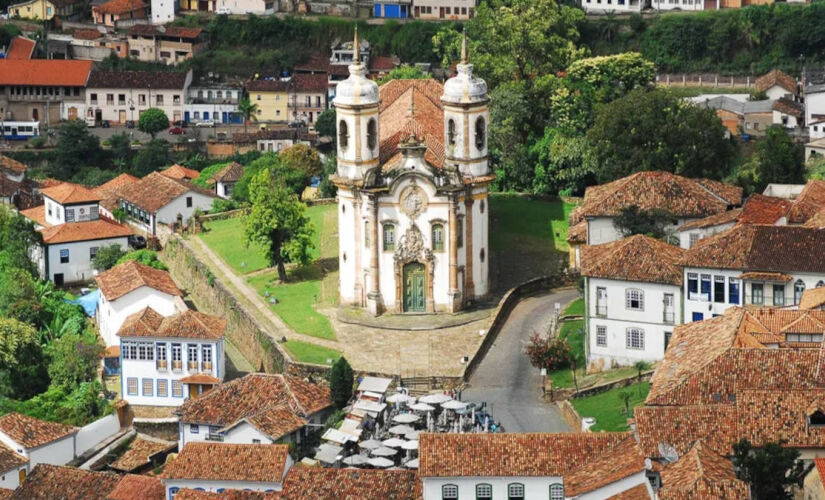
[460,30,468,65]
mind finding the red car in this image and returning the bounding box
[168,126,185,135]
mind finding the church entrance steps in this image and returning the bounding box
[336,305,492,331]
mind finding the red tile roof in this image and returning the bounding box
[677,208,741,231]
[694,178,743,206]
[109,436,175,472]
[581,234,686,286]
[161,164,200,181]
[0,154,27,175]
[0,412,76,449]
[658,441,747,500]
[0,59,92,87]
[803,207,825,229]
[179,373,221,384]
[87,70,187,90]
[211,162,244,183]
[74,28,104,40]
[564,435,648,496]
[160,442,290,483]
[5,37,35,60]
[817,457,825,484]
[96,260,182,301]
[801,287,825,310]
[0,489,12,500]
[369,55,398,72]
[118,171,214,213]
[117,307,226,340]
[95,173,139,197]
[789,180,825,223]
[636,404,739,458]
[607,484,652,500]
[18,205,51,228]
[93,0,147,15]
[0,442,26,474]
[40,217,132,244]
[246,79,291,92]
[755,69,797,95]
[129,24,202,39]
[567,219,587,244]
[40,182,102,204]
[378,79,445,170]
[291,73,329,93]
[679,193,792,231]
[8,464,121,500]
[106,474,165,500]
[280,468,422,499]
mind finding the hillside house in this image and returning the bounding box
[128,25,204,66]
[92,0,147,27]
[85,70,191,125]
[0,413,76,469]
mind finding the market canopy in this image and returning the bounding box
[359,439,382,450]
[388,424,415,435]
[371,446,399,457]
[368,457,394,468]
[382,438,407,448]
[342,455,368,466]
[410,402,435,412]
[392,413,421,424]
[419,393,452,404]
[405,458,419,469]
[442,400,468,410]
[401,440,419,450]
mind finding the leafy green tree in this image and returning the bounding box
[488,81,533,192]
[244,169,314,282]
[618,389,632,416]
[71,167,118,187]
[0,268,44,327]
[733,126,804,194]
[279,144,322,178]
[0,381,112,426]
[0,317,48,400]
[328,357,354,410]
[566,53,655,104]
[116,249,167,270]
[531,130,596,195]
[131,139,173,177]
[587,89,734,183]
[137,108,170,139]
[733,439,805,500]
[109,132,134,170]
[0,206,41,276]
[237,97,259,134]
[632,360,651,396]
[378,64,429,84]
[53,120,103,179]
[46,331,103,389]
[92,245,127,271]
[315,109,336,140]
[612,205,676,241]
[318,155,338,199]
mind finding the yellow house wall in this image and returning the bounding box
[252,90,288,122]
[11,0,55,19]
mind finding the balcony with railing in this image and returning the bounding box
[188,361,199,372]
[172,360,183,372]
[202,362,213,372]
[156,359,168,371]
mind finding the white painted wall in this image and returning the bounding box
[85,86,188,124]
[773,110,799,129]
[810,122,825,140]
[677,221,736,249]
[215,181,233,200]
[151,0,175,24]
[421,476,564,500]
[806,90,825,125]
[26,436,75,467]
[155,191,216,226]
[184,103,238,123]
[75,413,121,457]
[164,477,287,500]
[581,0,643,12]
[587,277,682,368]
[43,198,100,226]
[442,103,489,178]
[766,86,793,101]
[98,287,183,347]
[0,461,27,490]
[214,0,273,14]
[46,236,129,284]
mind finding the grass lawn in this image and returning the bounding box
[489,195,576,253]
[199,217,270,274]
[563,297,584,317]
[572,382,650,432]
[284,339,341,365]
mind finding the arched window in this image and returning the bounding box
[475,116,486,150]
[383,223,395,251]
[364,220,370,247]
[457,217,464,248]
[626,327,645,350]
[810,409,825,426]
[476,483,493,500]
[432,224,444,251]
[550,484,564,500]
[480,200,485,214]
[447,119,456,146]
[794,279,806,305]
[442,484,458,500]
[367,118,377,150]
[207,90,213,99]
[507,483,525,500]
[480,248,485,263]
[197,90,203,99]
[626,288,644,310]
[338,120,349,150]
[818,280,825,288]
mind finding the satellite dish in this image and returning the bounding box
[658,442,679,464]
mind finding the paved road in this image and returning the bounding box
[462,288,580,433]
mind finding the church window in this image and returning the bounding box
[364,221,370,248]
[367,118,377,150]
[432,224,444,251]
[383,224,395,251]
[457,218,464,248]
[480,248,485,262]
[447,119,456,146]
[480,200,485,214]
[475,117,486,149]
[338,120,348,150]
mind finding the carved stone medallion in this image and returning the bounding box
[400,185,427,219]
[394,224,433,263]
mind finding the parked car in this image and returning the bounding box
[100,120,110,128]
[125,120,135,129]
[172,120,188,128]
[128,235,147,249]
[195,120,215,128]
[168,126,185,135]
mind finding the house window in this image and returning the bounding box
[700,274,711,300]
[383,224,395,251]
[60,249,69,264]
[188,344,199,371]
[139,94,146,105]
[156,95,163,105]
[596,287,607,316]
[550,484,564,500]
[818,280,825,288]
[665,331,673,352]
[752,283,764,305]
[202,345,212,371]
[157,379,168,397]
[476,484,492,500]
[172,343,182,371]
[186,196,193,208]
[156,343,167,370]
[447,119,456,146]
[729,278,740,304]
[596,325,607,347]
[475,117,486,149]
[107,93,114,105]
[457,218,464,248]
[507,483,524,500]
[773,284,785,306]
[625,288,644,310]
[138,342,154,360]
[442,484,458,500]
[626,328,645,350]
[172,380,183,398]
[90,93,98,104]
[126,378,138,395]
[794,280,806,305]
[65,208,74,222]
[663,293,675,323]
[432,224,445,251]
[339,120,348,150]
[367,118,377,150]
[142,378,153,396]
[190,424,199,434]
[118,93,126,105]
[90,246,99,260]
[713,276,725,303]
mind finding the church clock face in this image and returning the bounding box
[400,185,427,219]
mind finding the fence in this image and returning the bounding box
[657,73,756,88]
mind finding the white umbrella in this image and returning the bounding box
[372,446,399,457]
[401,440,419,450]
[405,431,421,440]
[419,393,452,405]
[405,458,419,469]
[360,439,382,450]
[392,413,421,424]
[441,400,467,410]
[385,393,410,403]
[389,424,415,435]
[343,455,368,466]
[382,438,407,448]
[410,402,435,412]
[368,457,394,468]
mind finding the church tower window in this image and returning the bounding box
[432,224,444,251]
[339,120,348,150]
[383,223,395,251]
[457,218,464,248]
[447,119,456,146]
[475,117,486,149]
[367,118,377,150]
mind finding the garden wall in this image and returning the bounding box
[570,371,654,400]
[556,400,583,433]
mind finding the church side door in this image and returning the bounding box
[403,263,425,312]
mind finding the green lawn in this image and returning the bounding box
[199,217,270,274]
[572,382,650,432]
[489,195,576,252]
[284,339,341,365]
[563,297,584,317]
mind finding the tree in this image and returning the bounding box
[279,144,322,178]
[531,130,596,195]
[137,108,170,139]
[378,64,429,84]
[328,357,354,410]
[0,206,41,276]
[525,332,572,372]
[109,132,134,170]
[612,205,676,240]
[244,169,315,282]
[131,139,173,177]
[315,109,336,140]
[734,126,804,194]
[237,97,259,134]
[632,360,651,396]
[46,331,103,389]
[733,439,805,500]
[92,245,127,271]
[618,390,632,416]
[587,89,734,183]
[53,120,103,179]
[116,249,167,270]
[318,155,338,199]
[0,317,48,400]
[488,81,534,192]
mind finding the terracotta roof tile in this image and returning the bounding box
[5,37,35,60]
[19,205,50,228]
[246,79,290,92]
[773,97,804,117]
[0,412,77,449]
[755,69,797,95]
[789,180,825,223]
[109,436,175,472]
[87,70,186,90]
[678,208,741,231]
[635,404,739,458]
[40,182,101,204]
[118,171,214,213]
[118,307,225,340]
[608,484,653,500]
[694,178,743,206]
[291,73,328,93]
[817,457,825,483]
[378,79,445,170]
[581,234,686,286]
[281,468,422,499]
[567,219,587,244]
[74,29,104,40]
[369,56,398,72]
[658,441,747,500]
[107,474,165,500]
[680,193,790,231]
[803,207,825,229]
[37,217,132,244]
[93,0,147,15]
[175,373,331,440]
[738,271,793,282]
[736,389,825,448]
[243,405,307,439]
[96,260,181,300]
[160,442,290,482]
[581,172,735,218]
[94,173,139,198]
[161,164,200,181]
[801,287,825,310]
[0,154,26,175]
[212,162,244,183]
[173,490,276,500]
[0,60,91,87]
[8,464,121,500]
[129,24,202,39]
[0,489,12,500]
[294,53,331,72]
[564,435,647,496]
[0,442,26,473]
[179,373,221,384]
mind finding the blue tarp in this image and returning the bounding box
[71,289,99,317]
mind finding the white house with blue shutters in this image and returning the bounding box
[118,307,226,407]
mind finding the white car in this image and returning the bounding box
[195,120,215,127]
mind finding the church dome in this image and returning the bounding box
[333,29,379,107]
[441,35,487,105]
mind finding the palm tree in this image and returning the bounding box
[633,360,652,396]
[237,97,259,134]
[618,390,632,416]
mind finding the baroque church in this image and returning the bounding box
[332,31,493,315]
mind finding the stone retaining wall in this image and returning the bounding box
[570,371,654,399]
[556,400,584,432]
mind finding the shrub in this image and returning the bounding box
[526,332,572,371]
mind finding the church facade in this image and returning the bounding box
[332,32,493,316]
